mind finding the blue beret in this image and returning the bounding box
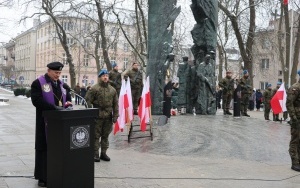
[47,62,64,71]
[98,69,109,77]
[112,62,117,68]
[267,83,272,87]
[298,70,300,75]
[277,82,282,85]
[243,70,248,75]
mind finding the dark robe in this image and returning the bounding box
[31,73,71,182]
[163,81,173,118]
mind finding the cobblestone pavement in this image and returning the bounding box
[0,88,299,187]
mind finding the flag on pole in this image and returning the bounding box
[283,0,288,5]
[125,78,133,123]
[270,83,287,114]
[138,76,151,132]
[114,79,126,135]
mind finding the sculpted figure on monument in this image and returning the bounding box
[196,54,215,114]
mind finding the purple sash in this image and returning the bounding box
[38,76,67,141]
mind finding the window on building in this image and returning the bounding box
[262,39,271,50]
[278,79,283,83]
[82,75,88,86]
[260,82,269,90]
[110,27,116,35]
[83,54,89,66]
[124,43,129,52]
[84,39,91,48]
[62,75,68,83]
[261,59,269,69]
[110,57,116,64]
[123,57,128,70]
[63,21,74,31]
[83,23,91,32]
[67,38,74,46]
[278,70,282,76]
[62,53,67,65]
[99,56,103,66]
[111,42,117,51]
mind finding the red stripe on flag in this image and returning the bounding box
[113,121,120,135]
[271,91,284,114]
[283,0,288,5]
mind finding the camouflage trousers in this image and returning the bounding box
[222,93,232,111]
[289,127,300,165]
[94,118,113,155]
[132,88,142,111]
[240,93,250,114]
[264,103,271,120]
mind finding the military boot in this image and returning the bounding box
[243,113,250,117]
[291,164,300,172]
[223,110,226,115]
[94,153,100,162]
[226,111,232,115]
[100,152,110,161]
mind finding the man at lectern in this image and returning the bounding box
[31,61,72,187]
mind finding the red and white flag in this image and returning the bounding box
[138,76,152,132]
[270,83,287,114]
[283,0,288,5]
[125,78,133,123]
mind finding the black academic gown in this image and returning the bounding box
[31,73,71,182]
[163,81,173,118]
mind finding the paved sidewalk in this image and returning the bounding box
[0,89,299,187]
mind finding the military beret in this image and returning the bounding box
[243,70,248,75]
[98,69,109,77]
[267,83,272,87]
[277,81,282,85]
[298,70,300,75]
[47,62,64,71]
[112,62,117,68]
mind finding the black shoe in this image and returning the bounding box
[38,180,47,187]
[226,111,232,115]
[291,164,300,172]
[134,110,138,115]
[100,153,110,161]
[94,154,100,162]
[243,113,250,117]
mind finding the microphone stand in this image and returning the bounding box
[69,89,88,109]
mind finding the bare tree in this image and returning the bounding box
[218,0,256,84]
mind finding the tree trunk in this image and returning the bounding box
[291,13,300,84]
[284,4,290,86]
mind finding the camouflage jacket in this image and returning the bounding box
[109,69,121,90]
[286,81,300,120]
[262,88,272,104]
[239,77,252,94]
[123,69,143,89]
[218,77,234,94]
[85,81,119,119]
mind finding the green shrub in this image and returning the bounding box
[13,88,26,96]
[25,88,31,98]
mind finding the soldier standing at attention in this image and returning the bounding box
[218,71,234,115]
[271,82,281,121]
[109,62,122,96]
[122,62,143,115]
[85,69,119,162]
[262,84,272,120]
[286,70,300,172]
[239,70,252,117]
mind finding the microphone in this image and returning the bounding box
[63,83,73,92]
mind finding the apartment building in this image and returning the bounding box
[253,10,300,90]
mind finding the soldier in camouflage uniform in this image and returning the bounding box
[271,82,281,121]
[286,70,300,172]
[239,70,252,117]
[218,71,234,115]
[85,69,119,162]
[262,84,272,120]
[109,62,121,95]
[122,62,143,115]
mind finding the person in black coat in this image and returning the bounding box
[163,79,173,118]
[31,62,72,187]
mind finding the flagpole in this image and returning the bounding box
[288,1,294,88]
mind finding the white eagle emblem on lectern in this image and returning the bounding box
[42,84,51,92]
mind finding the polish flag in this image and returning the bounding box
[270,83,287,114]
[125,78,133,123]
[114,79,127,135]
[283,0,288,5]
[138,76,151,132]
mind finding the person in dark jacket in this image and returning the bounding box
[163,79,173,118]
[31,62,72,187]
[255,89,263,111]
[74,83,81,105]
[80,84,87,105]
